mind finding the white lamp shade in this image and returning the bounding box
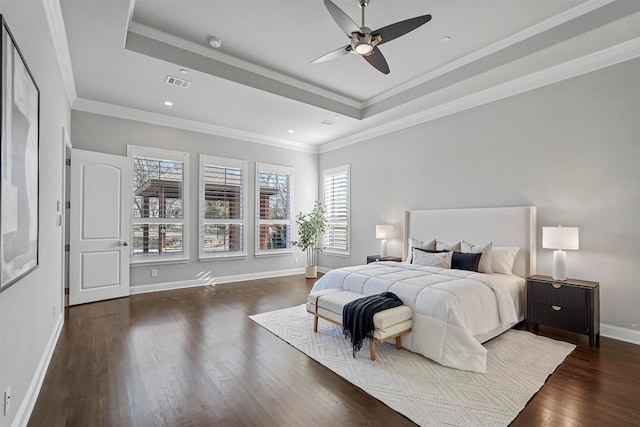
[376,224,393,239]
[543,226,579,250]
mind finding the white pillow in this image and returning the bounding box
[412,249,452,268]
[461,240,493,273]
[436,240,461,251]
[406,238,436,262]
[492,246,520,275]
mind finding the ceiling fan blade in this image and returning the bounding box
[363,46,390,74]
[373,14,432,45]
[311,45,352,64]
[323,0,360,37]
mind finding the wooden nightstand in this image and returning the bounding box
[526,274,600,347]
[366,255,402,264]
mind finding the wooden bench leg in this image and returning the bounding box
[313,315,318,332]
[395,336,401,349]
[370,341,376,361]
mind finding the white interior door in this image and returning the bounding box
[69,149,131,305]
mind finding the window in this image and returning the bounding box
[323,165,350,255]
[199,155,247,259]
[256,162,293,255]
[128,146,189,263]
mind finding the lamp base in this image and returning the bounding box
[380,239,388,258]
[552,250,567,281]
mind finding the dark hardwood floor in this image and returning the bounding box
[29,275,639,426]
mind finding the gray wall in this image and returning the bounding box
[0,2,70,426]
[319,59,640,332]
[70,111,319,287]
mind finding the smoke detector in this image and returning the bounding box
[207,35,222,48]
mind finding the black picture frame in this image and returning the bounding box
[0,15,40,293]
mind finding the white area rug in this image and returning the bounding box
[250,304,576,427]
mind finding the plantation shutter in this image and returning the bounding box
[323,165,350,254]
[200,156,247,258]
[256,163,293,255]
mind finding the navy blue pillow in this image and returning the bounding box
[451,252,482,272]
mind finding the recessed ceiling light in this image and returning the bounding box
[441,36,452,42]
[179,68,189,74]
[287,129,295,133]
[163,101,174,106]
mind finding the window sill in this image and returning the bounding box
[199,254,247,261]
[131,258,189,267]
[322,250,351,258]
[255,250,294,258]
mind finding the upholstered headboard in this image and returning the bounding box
[403,206,537,278]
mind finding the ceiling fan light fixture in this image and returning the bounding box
[351,30,378,56]
[354,42,373,55]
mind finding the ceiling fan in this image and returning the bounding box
[311,0,432,74]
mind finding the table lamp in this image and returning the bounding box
[542,226,579,281]
[376,224,393,258]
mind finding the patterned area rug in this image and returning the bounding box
[250,304,575,427]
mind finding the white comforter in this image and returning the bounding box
[311,262,524,373]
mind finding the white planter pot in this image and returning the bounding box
[305,266,318,279]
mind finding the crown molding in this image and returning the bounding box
[41,0,77,104]
[363,0,617,108]
[72,35,639,157]
[319,37,640,154]
[72,98,320,154]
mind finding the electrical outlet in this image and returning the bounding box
[151,269,158,277]
[4,386,10,415]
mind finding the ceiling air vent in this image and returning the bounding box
[319,119,337,127]
[165,75,191,89]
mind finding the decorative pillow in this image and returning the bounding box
[461,240,493,273]
[412,248,453,268]
[451,251,482,272]
[436,240,461,251]
[492,246,520,275]
[406,238,436,262]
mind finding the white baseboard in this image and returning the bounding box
[12,313,64,427]
[601,324,640,345]
[129,268,306,295]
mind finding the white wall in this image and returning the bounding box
[0,1,70,426]
[319,59,640,334]
[70,111,319,288]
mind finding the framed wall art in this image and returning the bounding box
[0,15,40,293]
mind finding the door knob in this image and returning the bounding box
[119,240,129,246]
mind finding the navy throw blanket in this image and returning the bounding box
[342,291,403,358]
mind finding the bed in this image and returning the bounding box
[310,206,537,373]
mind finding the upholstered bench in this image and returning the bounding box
[306,289,413,361]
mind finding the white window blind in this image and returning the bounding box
[199,155,247,259]
[256,162,293,255]
[323,165,350,255]
[128,146,189,262]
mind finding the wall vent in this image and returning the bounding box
[319,119,337,127]
[165,75,191,88]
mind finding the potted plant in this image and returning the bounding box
[291,201,327,278]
